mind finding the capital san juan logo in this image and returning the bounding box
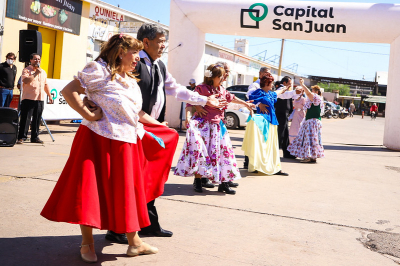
[241,3,347,34]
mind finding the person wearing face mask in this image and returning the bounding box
[174,64,254,194]
[16,53,53,144]
[0,52,17,107]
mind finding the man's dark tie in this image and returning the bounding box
[149,63,160,112]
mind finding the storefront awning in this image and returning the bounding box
[364,96,386,103]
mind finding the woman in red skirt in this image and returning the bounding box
[40,34,167,262]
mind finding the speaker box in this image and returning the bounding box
[19,30,42,62]
[0,107,19,147]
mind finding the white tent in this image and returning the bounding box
[167,0,400,150]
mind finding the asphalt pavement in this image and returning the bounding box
[0,115,399,266]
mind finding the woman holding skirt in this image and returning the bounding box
[41,34,165,263]
[242,74,290,176]
[174,64,253,194]
[288,79,325,163]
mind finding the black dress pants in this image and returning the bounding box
[276,113,291,157]
[18,99,44,140]
[141,199,161,232]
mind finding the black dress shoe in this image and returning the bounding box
[105,230,128,244]
[218,182,236,194]
[283,154,296,159]
[201,178,215,188]
[140,228,173,237]
[31,138,44,144]
[274,170,289,176]
[227,181,238,187]
[193,178,203,193]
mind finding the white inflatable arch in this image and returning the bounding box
[167,0,400,150]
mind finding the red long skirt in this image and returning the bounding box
[41,124,178,234]
[142,123,179,202]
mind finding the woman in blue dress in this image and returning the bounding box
[242,73,289,175]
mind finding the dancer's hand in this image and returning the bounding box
[258,103,269,114]
[206,94,228,109]
[83,96,99,112]
[184,119,190,129]
[161,121,168,127]
[245,100,256,109]
[86,107,103,121]
[194,105,207,117]
[245,103,254,116]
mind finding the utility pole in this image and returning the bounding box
[278,39,285,79]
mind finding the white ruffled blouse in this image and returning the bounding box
[75,59,145,144]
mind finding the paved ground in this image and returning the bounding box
[0,115,399,266]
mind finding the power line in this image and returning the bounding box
[295,42,364,77]
[287,40,390,56]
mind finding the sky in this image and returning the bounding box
[103,0,397,81]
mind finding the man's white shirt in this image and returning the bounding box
[139,50,207,120]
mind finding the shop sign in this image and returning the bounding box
[218,50,234,61]
[90,5,124,22]
[249,61,261,70]
[119,22,143,33]
[6,0,82,35]
[88,22,117,41]
[235,55,250,66]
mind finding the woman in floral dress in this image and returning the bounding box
[288,78,325,163]
[174,64,253,194]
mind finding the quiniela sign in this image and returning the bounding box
[241,3,346,34]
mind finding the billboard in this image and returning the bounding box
[6,0,82,35]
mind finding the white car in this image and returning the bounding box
[225,91,251,129]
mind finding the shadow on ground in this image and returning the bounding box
[0,234,124,266]
[163,183,226,197]
[324,144,397,153]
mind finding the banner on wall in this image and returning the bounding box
[119,22,143,33]
[218,50,234,61]
[6,0,82,35]
[235,55,250,66]
[42,79,83,120]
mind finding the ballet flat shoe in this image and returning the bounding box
[127,242,159,257]
[80,243,97,263]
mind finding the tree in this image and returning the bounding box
[317,82,351,96]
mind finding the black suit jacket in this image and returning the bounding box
[136,58,167,123]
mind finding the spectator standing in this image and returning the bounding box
[349,102,356,117]
[0,52,17,107]
[187,78,196,90]
[17,53,53,144]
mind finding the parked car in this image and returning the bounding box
[226,85,249,92]
[225,91,251,129]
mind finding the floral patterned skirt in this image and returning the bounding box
[287,118,325,159]
[174,117,241,183]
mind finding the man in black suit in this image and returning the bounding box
[105,23,226,243]
[275,76,301,159]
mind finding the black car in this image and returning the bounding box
[226,85,249,92]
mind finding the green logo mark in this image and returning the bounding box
[51,89,57,100]
[249,3,268,21]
